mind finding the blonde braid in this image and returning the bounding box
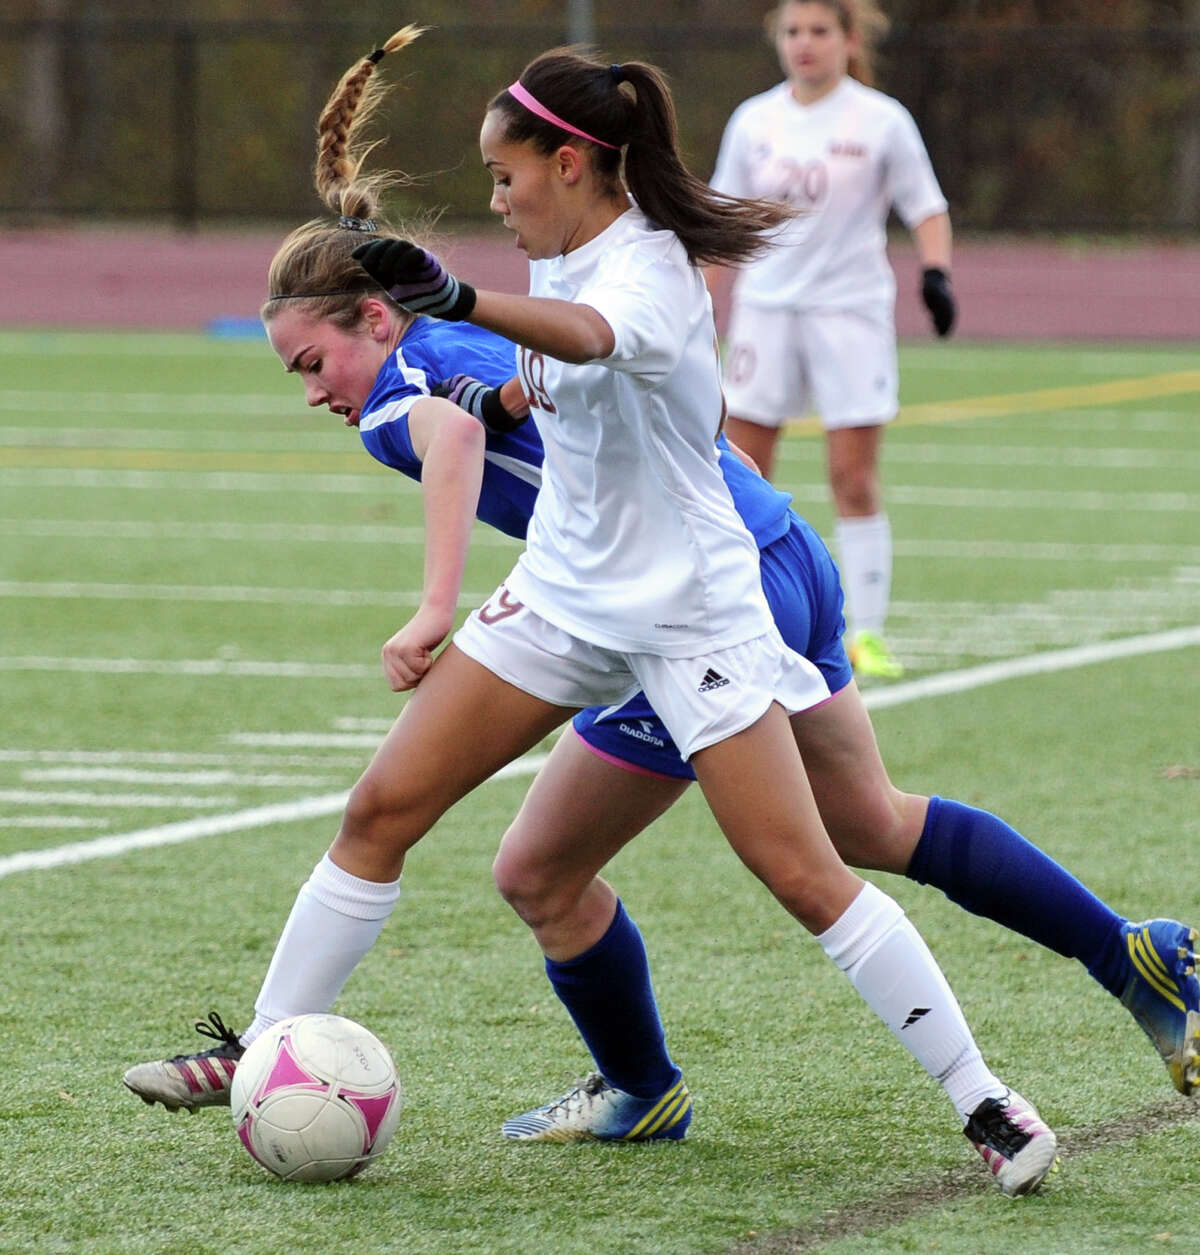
[263,25,427,328]
[314,25,425,221]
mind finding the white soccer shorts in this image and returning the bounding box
[722,302,899,430]
[453,585,830,761]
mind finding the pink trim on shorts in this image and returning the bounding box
[507,81,620,149]
[807,679,853,712]
[572,725,684,781]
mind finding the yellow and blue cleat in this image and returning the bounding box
[502,1072,692,1142]
[847,630,905,681]
[1119,919,1200,1095]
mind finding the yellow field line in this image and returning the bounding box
[2,370,1197,466]
[784,368,1200,437]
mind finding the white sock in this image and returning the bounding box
[241,852,401,1047]
[818,881,1005,1121]
[834,512,892,637]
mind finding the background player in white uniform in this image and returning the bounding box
[121,32,1069,1197]
[709,0,957,680]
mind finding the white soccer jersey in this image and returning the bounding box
[505,207,774,657]
[711,77,947,311]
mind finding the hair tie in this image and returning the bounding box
[506,80,620,150]
[610,64,624,83]
[367,48,386,64]
[267,288,367,301]
[338,215,378,233]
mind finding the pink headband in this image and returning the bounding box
[506,80,619,150]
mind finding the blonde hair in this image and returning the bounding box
[768,0,890,86]
[262,25,427,329]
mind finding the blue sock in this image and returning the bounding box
[544,899,681,1100]
[907,796,1130,996]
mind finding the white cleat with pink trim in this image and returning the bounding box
[122,1011,244,1112]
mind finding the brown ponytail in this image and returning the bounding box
[489,47,795,268]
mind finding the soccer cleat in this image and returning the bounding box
[847,630,904,681]
[501,1072,692,1143]
[963,1090,1058,1197]
[1118,919,1200,1096]
[122,1011,244,1112]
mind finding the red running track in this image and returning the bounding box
[8,227,1200,341]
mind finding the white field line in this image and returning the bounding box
[0,789,238,809]
[3,422,1195,466]
[3,627,1198,881]
[1,468,1196,512]
[229,732,383,749]
[5,551,1200,613]
[0,754,550,879]
[0,518,519,547]
[0,748,373,767]
[0,391,297,416]
[0,339,270,358]
[0,582,432,608]
[7,816,111,829]
[890,540,1200,563]
[885,444,1198,471]
[0,656,383,679]
[0,469,394,494]
[863,624,1200,709]
[1031,410,1193,431]
[22,767,343,787]
[2,520,1196,564]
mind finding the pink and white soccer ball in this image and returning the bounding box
[230,1013,402,1182]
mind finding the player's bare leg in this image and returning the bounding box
[495,732,694,1142]
[692,702,1057,1193]
[494,729,689,959]
[724,414,783,481]
[333,643,574,883]
[788,680,927,871]
[828,423,902,679]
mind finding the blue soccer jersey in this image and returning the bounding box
[358,318,543,540]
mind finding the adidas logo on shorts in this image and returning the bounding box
[697,667,730,693]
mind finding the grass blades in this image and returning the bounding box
[1,332,1198,1253]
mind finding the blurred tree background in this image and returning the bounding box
[5,0,1199,231]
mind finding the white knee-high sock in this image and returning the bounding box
[242,852,401,1046]
[834,512,892,637]
[818,881,1005,1121]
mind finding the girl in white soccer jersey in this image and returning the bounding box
[710,0,956,680]
[122,35,1197,1196]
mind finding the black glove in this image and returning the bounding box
[352,239,477,321]
[921,266,956,337]
[433,374,528,434]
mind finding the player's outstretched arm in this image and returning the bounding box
[380,398,485,691]
[353,239,615,363]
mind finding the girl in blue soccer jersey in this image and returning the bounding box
[122,32,1196,1195]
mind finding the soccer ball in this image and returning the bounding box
[230,1013,402,1182]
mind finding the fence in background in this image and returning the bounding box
[6,18,1200,233]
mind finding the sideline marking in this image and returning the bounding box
[0,756,545,879]
[863,624,1200,710]
[2,625,1197,881]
